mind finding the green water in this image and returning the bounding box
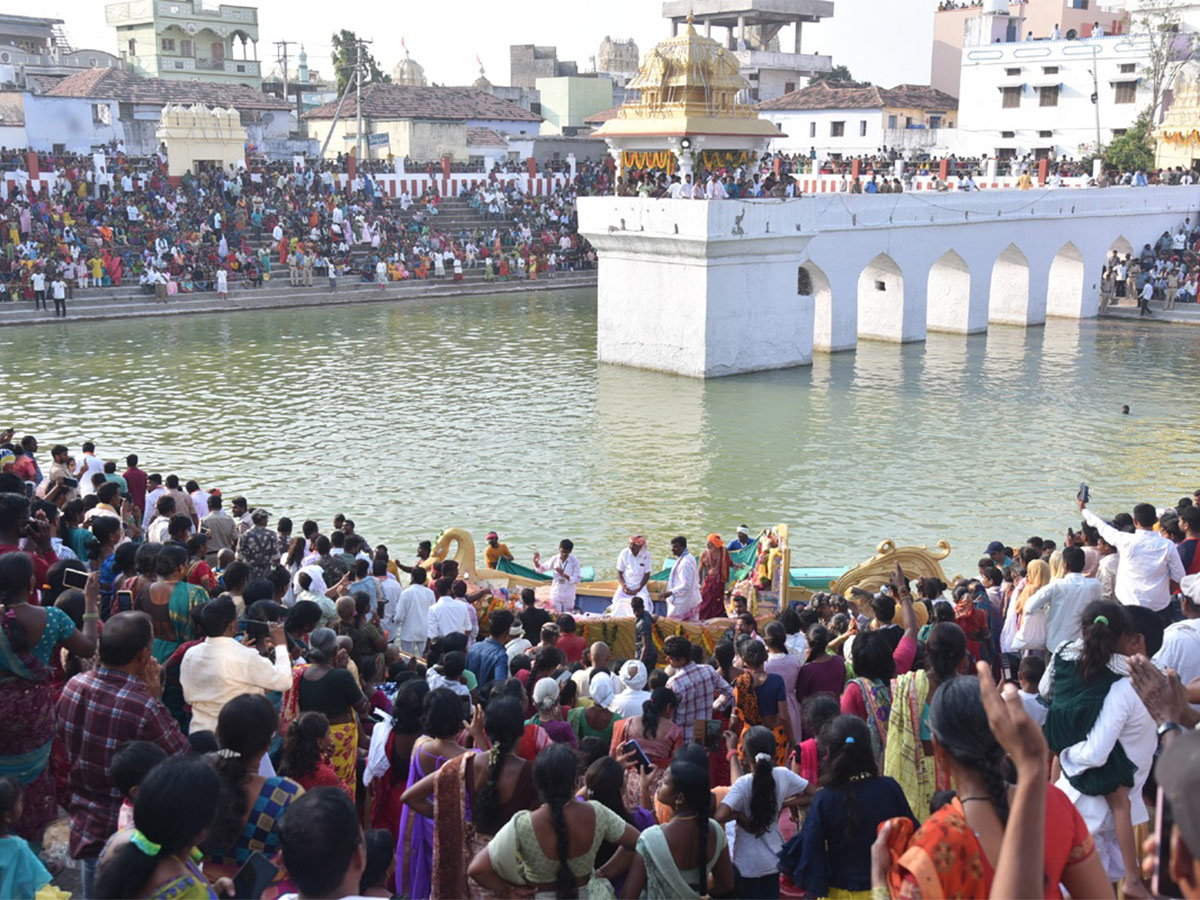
[4,288,1199,577]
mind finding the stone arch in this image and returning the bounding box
[1109,235,1134,257]
[926,250,972,333]
[1047,241,1087,318]
[801,261,840,351]
[857,253,907,342]
[989,243,1032,325]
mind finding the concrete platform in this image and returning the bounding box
[0,271,597,327]
[1101,299,1200,325]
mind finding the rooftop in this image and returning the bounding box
[466,126,508,148]
[46,67,290,110]
[585,106,621,125]
[757,81,958,111]
[662,0,834,25]
[303,83,542,122]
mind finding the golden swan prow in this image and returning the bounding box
[829,539,952,595]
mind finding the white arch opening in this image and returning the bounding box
[927,249,973,333]
[857,253,906,342]
[1047,242,1087,318]
[989,243,1032,325]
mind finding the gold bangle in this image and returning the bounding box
[83,613,100,622]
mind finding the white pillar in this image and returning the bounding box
[674,147,693,181]
[578,197,819,377]
[985,157,998,181]
[894,159,904,180]
[794,22,803,54]
[1093,157,1103,180]
[738,15,746,49]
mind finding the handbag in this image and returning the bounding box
[1012,608,1048,651]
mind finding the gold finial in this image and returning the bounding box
[687,7,694,25]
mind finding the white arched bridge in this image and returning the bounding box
[578,187,1197,377]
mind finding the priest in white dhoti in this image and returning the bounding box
[660,536,701,621]
[611,535,652,618]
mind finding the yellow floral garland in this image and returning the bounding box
[621,150,677,174]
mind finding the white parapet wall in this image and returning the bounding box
[578,197,819,378]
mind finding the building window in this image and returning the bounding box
[181,39,193,57]
[1112,128,1127,137]
[1119,63,1136,74]
[809,121,816,138]
[888,114,897,128]
[929,115,942,128]
[1038,130,1053,137]
[1002,86,1021,108]
[1005,67,1021,76]
[1001,130,1015,138]
[1039,85,1059,106]
[1043,65,1059,74]
[92,103,110,126]
[830,120,845,137]
[127,38,136,56]
[1114,81,1137,104]
[784,81,795,94]
[161,38,175,52]
[860,120,868,136]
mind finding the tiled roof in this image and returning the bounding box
[467,126,508,148]
[303,82,541,123]
[757,81,957,112]
[46,68,291,111]
[584,105,620,125]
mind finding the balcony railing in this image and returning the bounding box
[161,56,260,76]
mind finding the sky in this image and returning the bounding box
[40,0,935,89]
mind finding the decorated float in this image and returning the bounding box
[422,527,954,661]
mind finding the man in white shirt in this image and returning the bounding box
[180,596,293,733]
[611,535,652,618]
[75,443,105,497]
[533,540,582,613]
[1024,545,1102,653]
[393,568,436,655]
[1155,574,1200,711]
[427,577,473,643]
[142,474,166,529]
[31,268,46,310]
[50,277,67,318]
[1081,498,1184,620]
[660,536,702,621]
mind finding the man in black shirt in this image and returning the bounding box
[517,587,552,642]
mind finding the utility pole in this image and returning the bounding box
[274,40,295,103]
[355,37,372,164]
[1090,46,1103,158]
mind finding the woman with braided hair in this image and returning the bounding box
[880,676,1111,900]
[469,743,639,899]
[401,696,536,899]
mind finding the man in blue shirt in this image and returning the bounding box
[728,525,753,553]
[466,608,514,690]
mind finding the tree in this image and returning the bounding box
[1104,108,1155,172]
[1134,0,1198,125]
[809,65,868,87]
[330,30,391,95]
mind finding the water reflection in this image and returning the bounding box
[2,289,1198,576]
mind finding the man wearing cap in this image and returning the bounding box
[1154,573,1200,710]
[484,532,513,569]
[986,540,1011,573]
[237,509,279,581]
[611,535,652,618]
[611,659,652,717]
[728,525,753,553]
[505,617,533,660]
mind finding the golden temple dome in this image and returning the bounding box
[623,19,752,120]
[594,17,781,145]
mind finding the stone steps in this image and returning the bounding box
[0,270,597,326]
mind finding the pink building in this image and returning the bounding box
[931,0,1130,97]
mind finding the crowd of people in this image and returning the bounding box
[0,146,605,314]
[1100,216,1200,315]
[2,429,1200,900]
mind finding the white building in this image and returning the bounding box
[758,82,958,158]
[955,28,1154,160]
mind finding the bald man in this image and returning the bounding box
[571,641,611,703]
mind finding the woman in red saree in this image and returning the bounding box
[698,533,731,620]
[882,676,1112,900]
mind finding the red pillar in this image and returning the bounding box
[347,148,357,181]
[25,151,39,180]
[939,158,950,182]
[526,156,537,177]
[1038,158,1049,186]
[773,157,782,178]
[851,158,861,181]
[442,155,452,180]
